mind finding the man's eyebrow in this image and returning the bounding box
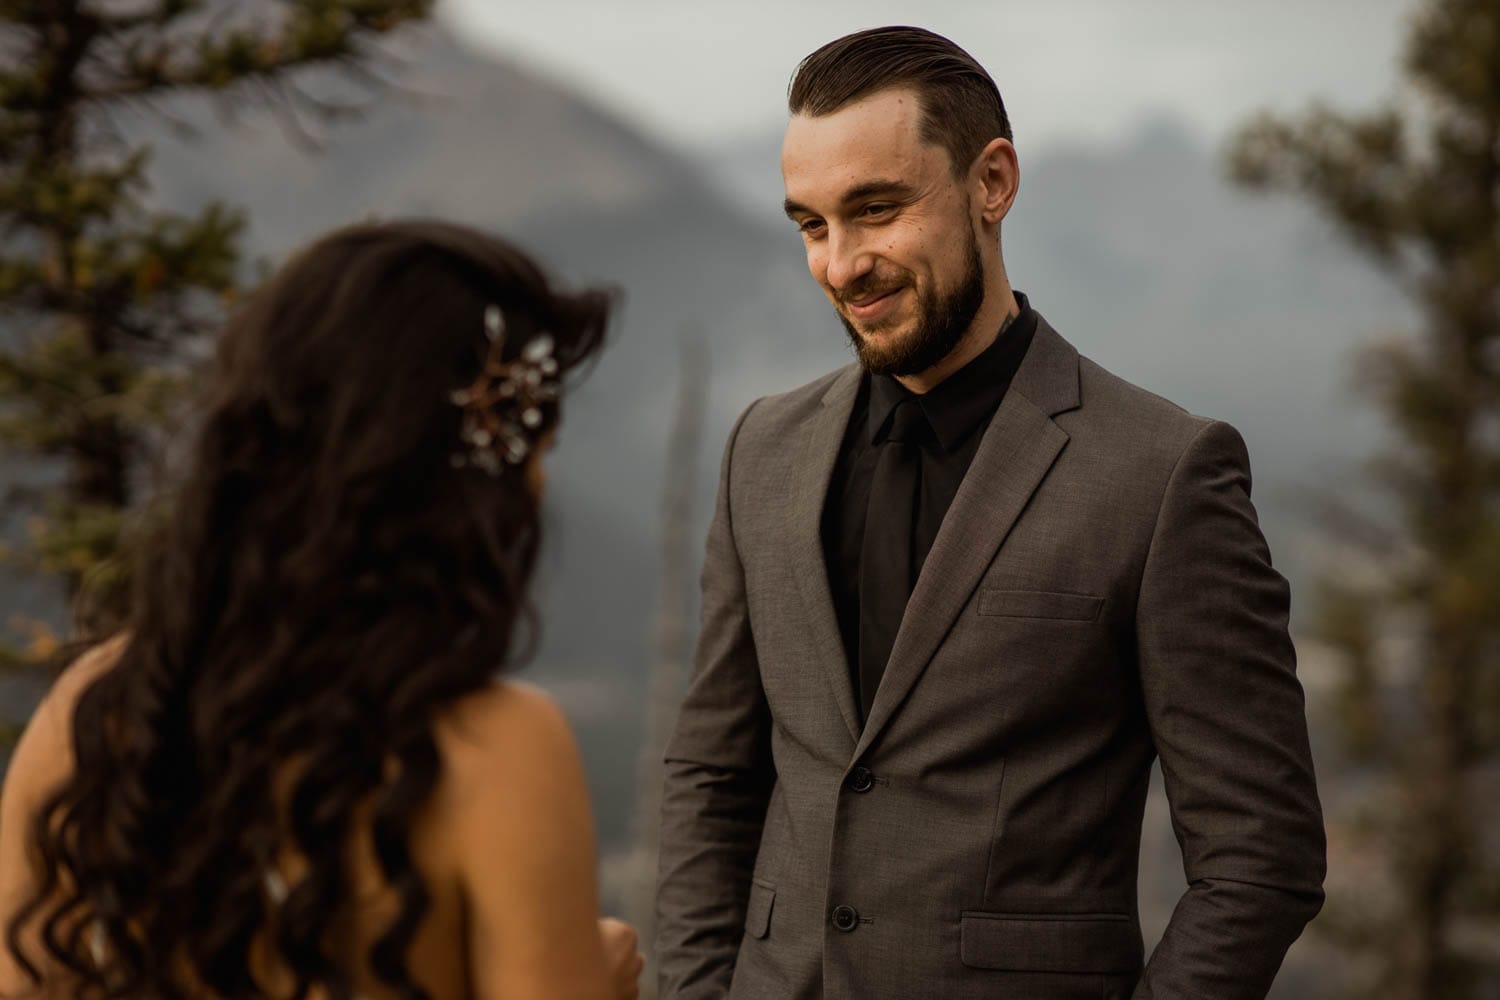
[841,179,916,205]
[783,179,917,221]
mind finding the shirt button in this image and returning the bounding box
[831,904,859,932]
[846,766,875,793]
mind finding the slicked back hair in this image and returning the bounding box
[788,26,1012,177]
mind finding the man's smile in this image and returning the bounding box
[844,285,907,322]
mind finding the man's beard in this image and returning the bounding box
[838,226,986,378]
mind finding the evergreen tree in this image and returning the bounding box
[1230,1,1500,996]
[0,1,432,645]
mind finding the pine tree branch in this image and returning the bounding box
[81,2,431,106]
[1228,105,1419,275]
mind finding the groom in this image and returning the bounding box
[655,26,1326,1000]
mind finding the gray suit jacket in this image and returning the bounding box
[656,318,1326,1000]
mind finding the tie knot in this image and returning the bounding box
[884,398,928,445]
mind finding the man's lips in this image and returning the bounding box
[844,286,906,321]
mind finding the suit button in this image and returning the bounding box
[846,766,874,793]
[831,905,859,932]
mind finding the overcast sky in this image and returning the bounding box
[440,0,1418,155]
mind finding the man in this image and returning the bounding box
[656,26,1325,1000]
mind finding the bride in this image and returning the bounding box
[0,220,642,999]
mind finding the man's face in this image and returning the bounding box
[782,87,986,377]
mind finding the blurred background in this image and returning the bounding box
[3,1,1498,997]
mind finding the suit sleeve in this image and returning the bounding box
[655,399,776,1000]
[1133,420,1327,1000]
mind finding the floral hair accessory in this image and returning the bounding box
[449,305,560,476]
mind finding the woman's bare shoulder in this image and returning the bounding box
[0,635,131,988]
[425,677,596,860]
[8,636,129,793]
[50,635,129,710]
[430,679,582,788]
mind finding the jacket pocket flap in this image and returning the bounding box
[959,912,1141,973]
[977,590,1103,621]
[744,881,775,940]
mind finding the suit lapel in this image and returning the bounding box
[786,364,864,745]
[854,319,1082,759]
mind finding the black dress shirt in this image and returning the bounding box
[821,293,1039,701]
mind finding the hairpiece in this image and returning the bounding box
[449,305,560,475]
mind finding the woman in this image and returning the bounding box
[0,220,642,999]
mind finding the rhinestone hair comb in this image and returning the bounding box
[449,305,560,476]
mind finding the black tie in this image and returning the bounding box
[857,398,927,724]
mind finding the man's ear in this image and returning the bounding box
[974,137,1019,226]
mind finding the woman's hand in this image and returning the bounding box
[598,917,644,1000]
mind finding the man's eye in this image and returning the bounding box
[860,203,894,218]
[798,219,825,235]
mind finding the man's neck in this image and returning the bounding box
[896,278,1019,395]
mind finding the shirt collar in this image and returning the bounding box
[867,291,1038,452]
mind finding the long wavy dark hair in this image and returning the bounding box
[5,220,611,999]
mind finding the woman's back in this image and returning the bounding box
[0,220,628,998]
[0,640,616,1000]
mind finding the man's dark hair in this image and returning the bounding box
[788,26,1012,177]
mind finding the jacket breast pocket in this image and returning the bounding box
[976,589,1104,622]
[959,911,1142,973]
[743,879,775,940]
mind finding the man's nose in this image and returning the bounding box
[821,227,874,294]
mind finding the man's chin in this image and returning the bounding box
[852,334,922,377]
[846,318,910,352]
